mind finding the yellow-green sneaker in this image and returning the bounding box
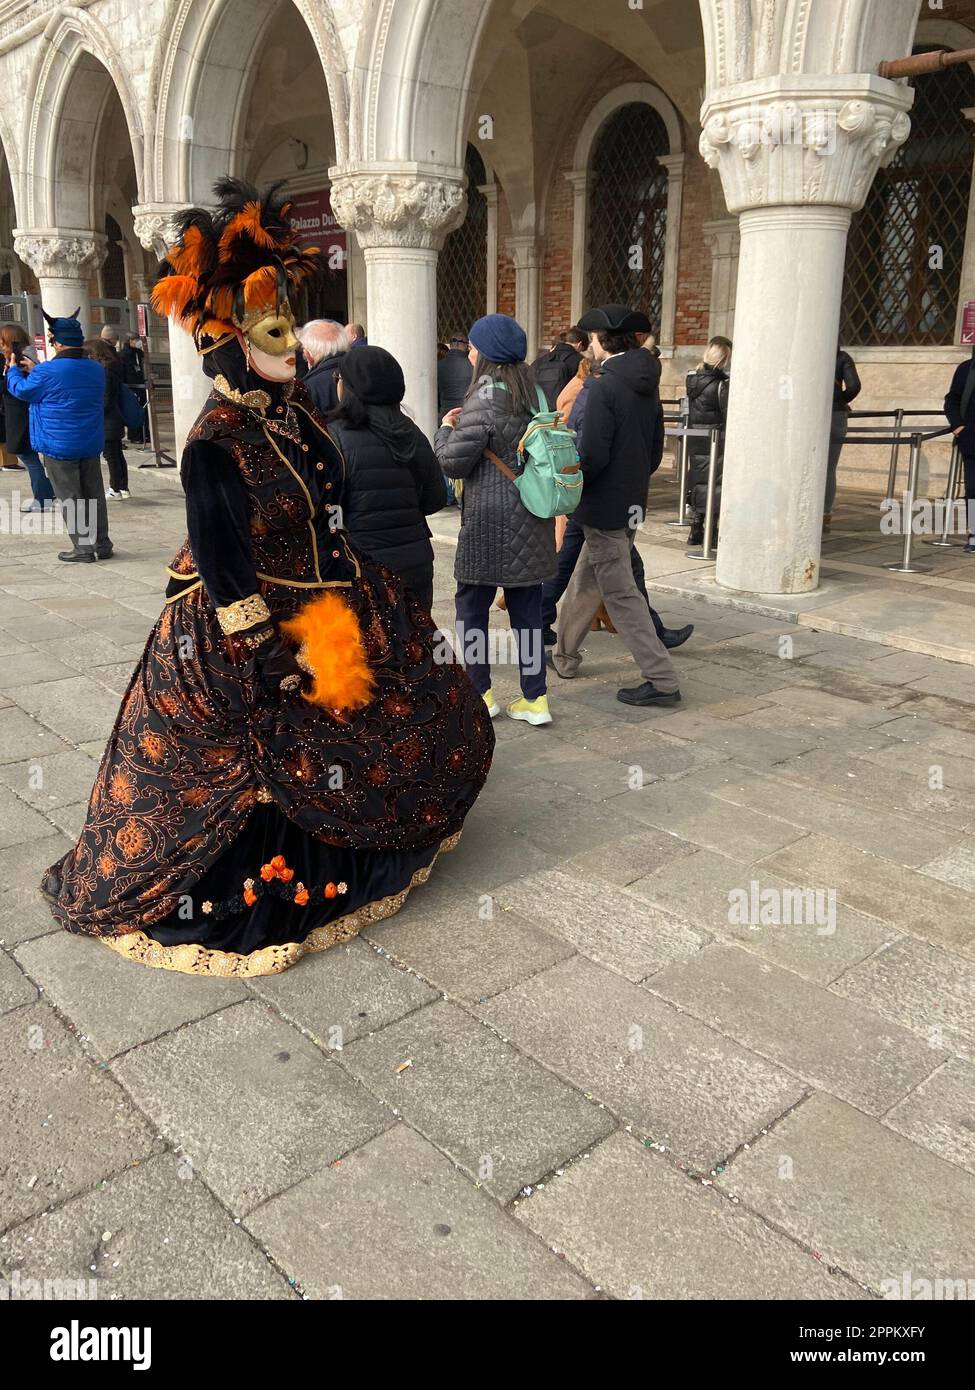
[483,688,500,718]
[506,694,552,726]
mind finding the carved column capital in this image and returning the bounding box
[131,205,183,256]
[12,229,106,279]
[699,77,913,214]
[328,165,467,251]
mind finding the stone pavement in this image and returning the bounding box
[1,462,974,1301]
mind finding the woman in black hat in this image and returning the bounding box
[329,346,446,611]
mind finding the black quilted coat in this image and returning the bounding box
[435,385,556,587]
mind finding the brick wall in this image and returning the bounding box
[534,57,717,350]
[673,156,713,345]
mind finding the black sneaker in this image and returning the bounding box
[660,624,694,650]
[617,683,682,707]
[58,549,96,563]
[542,626,557,646]
[965,539,975,554]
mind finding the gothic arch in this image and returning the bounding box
[147,0,349,206]
[22,4,145,229]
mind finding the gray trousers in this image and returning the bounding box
[43,455,111,554]
[553,526,680,693]
[825,410,848,514]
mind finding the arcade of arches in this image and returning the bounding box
[0,0,968,596]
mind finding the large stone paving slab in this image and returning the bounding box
[777,747,975,832]
[0,783,58,851]
[884,1059,975,1175]
[250,938,438,1046]
[112,1001,393,1214]
[716,1093,975,1294]
[0,748,98,812]
[0,706,71,765]
[0,1001,157,1230]
[830,937,975,1055]
[608,779,806,864]
[647,944,938,1115]
[248,1123,594,1300]
[15,931,248,1058]
[628,848,895,985]
[762,834,975,959]
[7,675,123,746]
[515,1130,858,1300]
[563,826,700,886]
[478,955,805,1170]
[339,1000,614,1201]
[0,1153,293,1300]
[493,867,709,981]
[0,834,72,945]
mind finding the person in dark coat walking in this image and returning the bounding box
[435,313,556,727]
[85,338,128,498]
[824,346,861,531]
[552,304,682,706]
[686,337,731,548]
[530,328,587,410]
[298,320,349,419]
[328,346,445,611]
[945,347,975,552]
[541,358,691,650]
[1,324,55,511]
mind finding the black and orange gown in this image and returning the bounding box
[42,381,495,976]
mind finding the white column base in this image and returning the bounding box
[363,245,439,440]
[168,323,212,457]
[715,205,851,597]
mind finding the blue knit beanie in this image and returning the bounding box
[42,307,84,347]
[469,314,527,365]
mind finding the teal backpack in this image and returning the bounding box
[484,386,583,519]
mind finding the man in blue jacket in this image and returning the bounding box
[7,309,111,563]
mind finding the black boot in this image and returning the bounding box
[58,549,96,563]
[687,520,704,548]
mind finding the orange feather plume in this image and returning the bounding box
[280,593,375,712]
[150,274,204,323]
[241,264,280,313]
[220,202,283,255]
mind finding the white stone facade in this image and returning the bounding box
[0,0,954,595]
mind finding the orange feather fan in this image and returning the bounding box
[280,593,375,713]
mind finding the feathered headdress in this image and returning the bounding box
[151,178,323,350]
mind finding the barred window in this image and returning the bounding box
[586,103,669,329]
[842,49,975,346]
[437,145,487,341]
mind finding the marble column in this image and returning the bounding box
[506,233,544,359]
[565,169,590,325]
[12,231,106,338]
[329,165,467,440]
[480,181,499,315]
[703,218,740,341]
[133,204,212,455]
[658,154,685,349]
[700,80,914,595]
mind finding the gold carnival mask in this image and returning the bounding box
[242,307,300,382]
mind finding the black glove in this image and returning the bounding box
[250,628,305,699]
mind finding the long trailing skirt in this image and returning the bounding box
[42,560,495,976]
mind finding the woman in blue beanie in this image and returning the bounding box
[435,314,556,727]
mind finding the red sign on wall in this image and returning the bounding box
[289,190,347,270]
[963,301,975,346]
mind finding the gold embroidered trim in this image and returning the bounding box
[214,374,272,414]
[167,568,351,591]
[97,832,462,978]
[216,593,271,634]
[164,580,203,604]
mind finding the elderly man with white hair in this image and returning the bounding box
[297,319,349,418]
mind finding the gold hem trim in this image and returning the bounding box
[97,832,461,978]
[164,580,203,604]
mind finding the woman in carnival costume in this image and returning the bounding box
[42,179,495,976]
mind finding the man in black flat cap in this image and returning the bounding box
[552,304,681,705]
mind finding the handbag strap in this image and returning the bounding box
[484,446,517,482]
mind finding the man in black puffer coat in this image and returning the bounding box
[553,304,681,706]
[328,346,445,611]
[530,328,586,410]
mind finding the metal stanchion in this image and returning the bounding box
[666,412,691,527]
[687,427,721,561]
[885,432,930,573]
[929,442,963,549]
[885,407,905,499]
